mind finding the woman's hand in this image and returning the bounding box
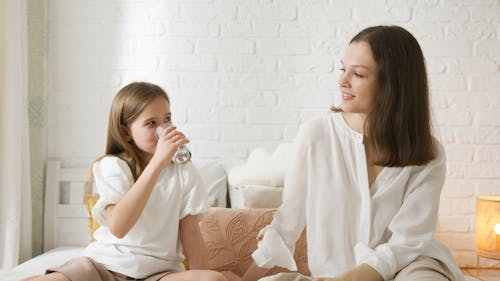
[152,125,189,167]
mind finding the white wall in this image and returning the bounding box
[45,0,500,266]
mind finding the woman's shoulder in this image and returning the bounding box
[300,113,330,130]
[298,112,339,140]
[408,138,446,173]
[430,138,446,165]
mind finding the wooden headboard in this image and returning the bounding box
[42,159,229,252]
[43,160,90,251]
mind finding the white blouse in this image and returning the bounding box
[84,156,208,279]
[252,112,464,281]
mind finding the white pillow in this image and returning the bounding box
[195,161,228,207]
[228,184,282,209]
[228,143,293,187]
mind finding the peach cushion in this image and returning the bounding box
[199,207,310,277]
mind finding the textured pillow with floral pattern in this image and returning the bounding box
[199,207,310,278]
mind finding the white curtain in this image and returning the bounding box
[0,0,32,269]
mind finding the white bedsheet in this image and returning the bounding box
[0,247,483,281]
[0,247,84,281]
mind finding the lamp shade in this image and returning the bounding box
[476,196,500,260]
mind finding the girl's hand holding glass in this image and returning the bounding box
[155,124,191,164]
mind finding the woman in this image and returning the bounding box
[243,26,465,281]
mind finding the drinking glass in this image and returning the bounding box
[155,125,191,164]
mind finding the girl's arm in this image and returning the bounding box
[104,159,164,238]
[179,214,209,269]
[105,126,187,238]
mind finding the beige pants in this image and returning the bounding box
[47,256,171,281]
[393,256,454,281]
[258,256,454,281]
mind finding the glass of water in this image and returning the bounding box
[155,125,191,164]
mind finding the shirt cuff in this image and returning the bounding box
[180,203,209,220]
[251,226,297,271]
[354,242,397,280]
[92,196,120,226]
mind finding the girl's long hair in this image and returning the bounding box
[84,82,170,195]
[333,25,435,167]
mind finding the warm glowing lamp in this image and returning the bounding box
[476,196,500,261]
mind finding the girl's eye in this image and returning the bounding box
[354,73,364,78]
[146,120,156,127]
[164,116,172,123]
[339,68,346,72]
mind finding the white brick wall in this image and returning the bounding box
[45,0,500,267]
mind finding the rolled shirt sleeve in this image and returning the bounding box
[355,143,447,280]
[252,225,297,270]
[91,157,134,226]
[251,125,309,270]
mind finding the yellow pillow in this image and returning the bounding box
[83,193,100,242]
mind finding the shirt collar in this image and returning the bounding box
[332,111,364,144]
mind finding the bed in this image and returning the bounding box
[0,161,89,280]
[0,159,229,281]
[0,160,481,281]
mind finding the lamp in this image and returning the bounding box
[476,196,500,262]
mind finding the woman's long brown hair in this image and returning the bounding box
[334,25,435,167]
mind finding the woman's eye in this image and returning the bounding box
[339,68,346,72]
[354,73,364,78]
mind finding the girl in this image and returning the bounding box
[30,82,227,281]
[242,26,465,281]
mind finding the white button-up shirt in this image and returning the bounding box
[252,112,464,281]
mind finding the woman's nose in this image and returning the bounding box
[339,75,349,87]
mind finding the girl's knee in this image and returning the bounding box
[23,273,70,281]
[161,270,228,281]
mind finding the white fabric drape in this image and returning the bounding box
[0,0,32,269]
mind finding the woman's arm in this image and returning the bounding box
[315,264,383,281]
[352,143,447,280]
[242,126,313,279]
[243,256,383,281]
[180,214,209,269]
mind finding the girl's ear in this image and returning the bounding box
[121,125,132,143]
